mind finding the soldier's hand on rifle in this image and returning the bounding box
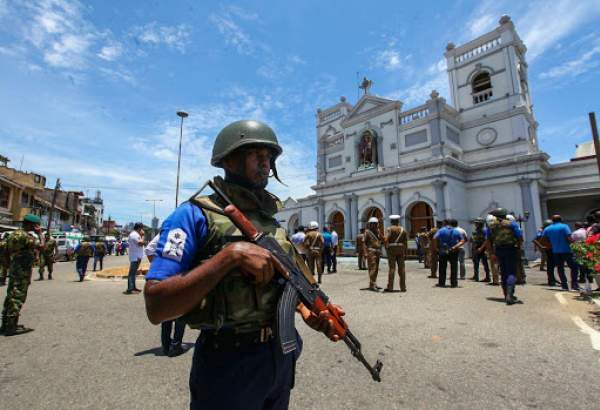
[227,242,286,286]
[298,302,345,342]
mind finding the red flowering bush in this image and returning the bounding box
[572,233,600,273]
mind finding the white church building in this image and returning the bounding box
[276,16,600,259]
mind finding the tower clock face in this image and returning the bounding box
[476,128,497,146]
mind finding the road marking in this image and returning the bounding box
[554,293,568,305]
[571,316,600,351]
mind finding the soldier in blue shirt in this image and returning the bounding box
[542,215,579,291]
[143,120,342,410]
[486,208,523,304]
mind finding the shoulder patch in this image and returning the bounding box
[162,228,187,262]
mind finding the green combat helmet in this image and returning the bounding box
[472,218,484,225]
[542,219,552,228]
[490,208,508,218]
[211,119,284,183]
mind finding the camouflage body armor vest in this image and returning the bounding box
[7,230,38,271]
[490,220,518,248]
[79,242,93,257]
[182,178,295,333]
[44,239,57,257]
[471,229,486,247]
[95,242,106,255]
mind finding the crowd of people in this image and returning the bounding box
[290,222,339,284]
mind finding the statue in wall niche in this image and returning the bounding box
[359,130,377,168]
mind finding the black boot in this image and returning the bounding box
[48,273,53,280]
[506,285,516,305]
[37,272,44,281]
[0,277,6,286]
[317,273,322,284]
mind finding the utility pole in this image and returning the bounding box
[47,178,61,233]
[145,199,163,236]
[175,110,189,208]
[589,112,600,181]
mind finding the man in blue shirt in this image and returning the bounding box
[542,215,579,291]
[434,219,465,288]
[143,120,342,410]
[322,227,333,273]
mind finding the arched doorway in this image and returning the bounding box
[287,214,300,234]
[408,201,433,237]
[328,211,345,242]
[362,207,384,236]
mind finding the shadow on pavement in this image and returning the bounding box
[486,297,507,303]
[134,342,195,357]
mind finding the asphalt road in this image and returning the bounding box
[1,255,599,410]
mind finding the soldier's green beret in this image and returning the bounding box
[23,214,41,224]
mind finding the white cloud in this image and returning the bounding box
[98,67,136,85]
[373,49,402,71]
[227,5,258,21]
[97,42,123,61]
[131,22,192,53]
[257,54,306,80]
[517,0,600,61]
[387,58,448,107]
[539,44,600,80]
[209,10,254,55]
[467,13,496,38]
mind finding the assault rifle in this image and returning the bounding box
[199,180,383,382]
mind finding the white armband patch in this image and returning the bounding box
[162,228,187,262]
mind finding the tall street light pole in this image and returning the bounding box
[176,110,189,208]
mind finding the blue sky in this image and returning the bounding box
[1,0,599,225]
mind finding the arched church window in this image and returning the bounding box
[472,72,493,104]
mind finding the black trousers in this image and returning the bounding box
[473,251,490,279]
[438,251,459,287]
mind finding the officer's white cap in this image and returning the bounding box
[506,214,516,222]
[309,221,319,229]
[389,214,400,220]
[485,214,497,225]
[368,217,379,224]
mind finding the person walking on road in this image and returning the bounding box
[303,221,324,283]
[75,237,93,282]
[470,219,490,282]
[542,215,579,291]
[365,217,382,290]
[0,232,9,287]
[486,208,523,305]
[37,233,57,280]
[435,220,465,288]
[384,215,408,292]
[93,239,107,271]
[125,223,144,294]
[1,214,44,336]
[322,227,333,274]
[330,228,339,273]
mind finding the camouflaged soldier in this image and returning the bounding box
[365,217,382,290]
[75,237,93,282]
[38,233,57,280]
[470,218,490,282]
[0,232,10,287]
[427,222,443,278]
[356,228,367,270]
[418,228,431,269]
[143,120,341,410]
[1,214,44,336]
[384,215,408,292]
[303,221,324,283]
[486,208,523,305]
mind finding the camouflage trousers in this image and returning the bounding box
[0,262,8,282]
[39,255,54,275]
[2,267,33,326]
[367,251,381,288]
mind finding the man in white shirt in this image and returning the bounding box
[453,222,468,280]
[331,229,339,273]
[125,223,145,294]
[290,226,307,262]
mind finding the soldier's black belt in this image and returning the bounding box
[199,326,274,351]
